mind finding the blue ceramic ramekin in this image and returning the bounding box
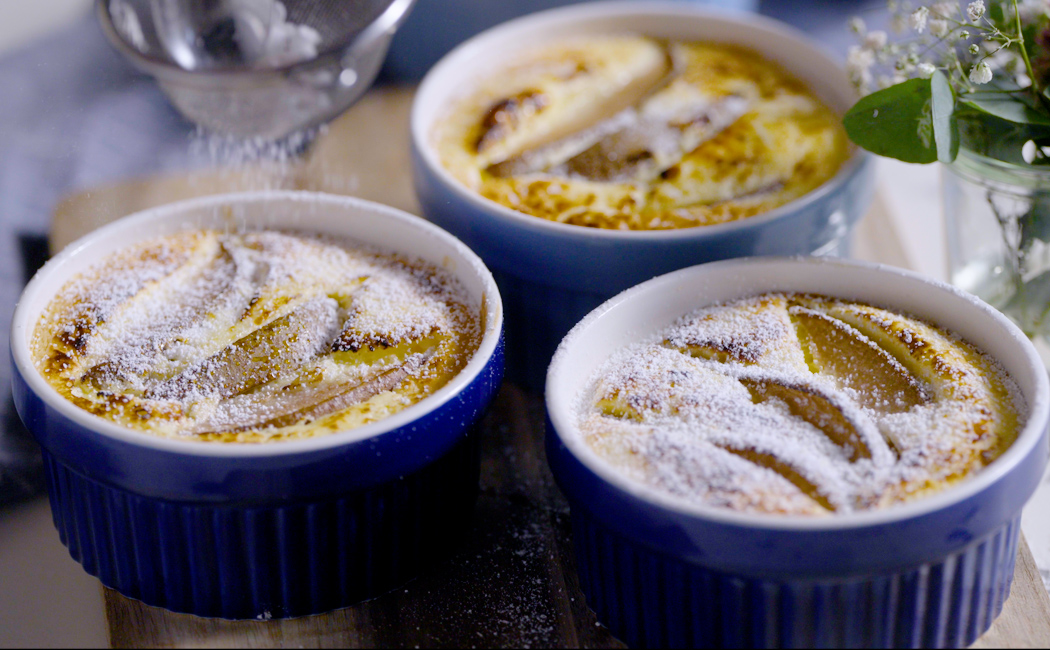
[411,1,876,390]
[545,257,1050,648]
[11,191,504,619]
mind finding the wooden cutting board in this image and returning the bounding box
[51,86,1050,649]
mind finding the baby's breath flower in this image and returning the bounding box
[967,0,986,22]
[969,43,981,54]
[847,45,876,90]
[912,7,930,33]
[969,60,993,84]
[865,30,889,49]
[849,17,867,35]
[930,18,950,37]
[958,30,971,40]
[918,62,938,77]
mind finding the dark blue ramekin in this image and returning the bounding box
[545,257,1050,648]
[11,192,505,619]
[411,2,876,390]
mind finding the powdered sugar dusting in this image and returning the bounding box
[33,229,480,442]
[577,293,1027,515]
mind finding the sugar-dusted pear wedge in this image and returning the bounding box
[194,350,435,436]
[705,420,861,513]
[490,84,750,182]
[788,305,929,415]
[471,36,670,166]
[662,293,808,370]
[486,108,637,178]
[714,443,838,512]
[552,89,750,183]
[795,296,1022,479]
[593,344,750,421]
[39,230,222,379]
[149,294,340,400]
[739,375,894,465]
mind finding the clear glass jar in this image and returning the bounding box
[944,148,1050,345]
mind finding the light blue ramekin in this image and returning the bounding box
[11,192,504,619]
[411,1,876,390]
[545,257,1050,648]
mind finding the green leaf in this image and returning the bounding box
[959,91,1050,126]
[930,71,958,163]
[843,78,939,164]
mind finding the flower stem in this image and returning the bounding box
[1012,0,1045,104]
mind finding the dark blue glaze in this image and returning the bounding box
[12,335,504,618]
[545,413,1049,647]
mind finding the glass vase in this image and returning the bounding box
[944,148,1050,357]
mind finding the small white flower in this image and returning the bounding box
[864,30,888,50]
[958,30,970,40]
[911,7,930,33]
[969,60,993,84]
[967,0,986,22]
[847,45,875,91]
[849,17,867,35]
[930,18,950,37]
[969,43,980,54]
[848,45,876,70]
[918,62,938,77]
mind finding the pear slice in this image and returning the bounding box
[592,345,750,421]
[149,294,339,400]
[796,297,1021,473]
[663,294,807,370]
[789,305,929,415]
[490,88,750,183]
[714,443,837,512]
[551,87,750,183]
[472,36,670,166]
[738,376,894,465]
[42,231,222,376]
[194,350,434,435]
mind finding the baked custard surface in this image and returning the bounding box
[577,293,1024,515]
[435,35,849,230]
[32,230,480,442]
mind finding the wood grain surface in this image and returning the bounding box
[51,86,1050,649]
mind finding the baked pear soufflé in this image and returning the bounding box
[31,229,481,443]
[434,35,849,230]
[577,293,1025,515]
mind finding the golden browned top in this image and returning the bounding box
[435,36,850,230]
[32,230,481,443]
[578,293,1024,515]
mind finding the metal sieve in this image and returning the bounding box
[98,0,416,139]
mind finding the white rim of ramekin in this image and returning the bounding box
[11,191,503,458]
[411,0,869,244]
[546,256,1050,531]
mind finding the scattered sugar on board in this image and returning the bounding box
[574,292,1027,515]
